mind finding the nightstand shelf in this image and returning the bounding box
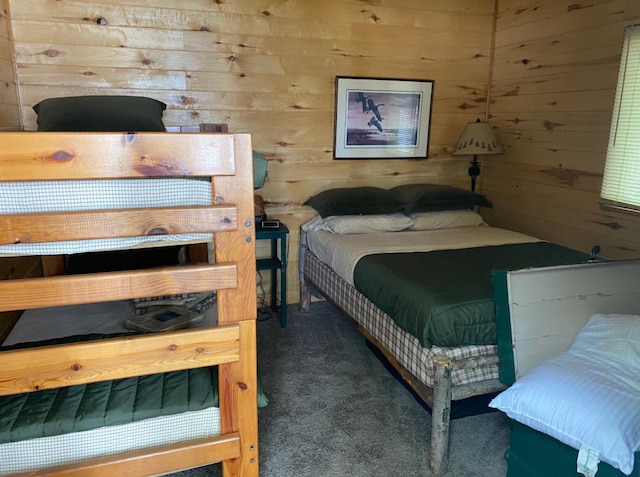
[256,222,288,327]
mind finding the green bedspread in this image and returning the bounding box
[0,333,268,443]
[353,242,590,349]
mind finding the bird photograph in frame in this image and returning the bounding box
[333,76,434,160]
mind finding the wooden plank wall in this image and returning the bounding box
[3,0,497,304]
[485,0,640,260]
[0,0,20,129]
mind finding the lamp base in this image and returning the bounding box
[468,155,480,192]
[254,194,266,223]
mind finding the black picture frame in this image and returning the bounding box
[333,76,434,160]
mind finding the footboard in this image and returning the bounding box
[493,258,640,385]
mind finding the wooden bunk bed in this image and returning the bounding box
[0,131,259,476]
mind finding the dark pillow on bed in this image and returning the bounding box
[33,95,167,132]
[304,187,404,217]
[392,183,493,213]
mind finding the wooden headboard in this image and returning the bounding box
[0,131,259,476]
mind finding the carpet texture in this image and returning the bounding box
[170,302,511,477]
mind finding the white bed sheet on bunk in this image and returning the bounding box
[0,301,220,475]
[0,408,221,476]
[0,178,213,256]
[303,222,540,286]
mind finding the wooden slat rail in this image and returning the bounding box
[0,206,237,245]
[0,325,240,396]
[0,264,238,312]
[0,132,236,180]
[12,434,242,477]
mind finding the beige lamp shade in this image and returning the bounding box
[452,120,503,156]
[452,120,503,191]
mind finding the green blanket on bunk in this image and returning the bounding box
[0,333,267,444]
[353,242,590,349]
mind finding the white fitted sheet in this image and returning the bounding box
[0,178,213,256]
[304,223,539,285]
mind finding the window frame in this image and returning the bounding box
[600,21,640,214]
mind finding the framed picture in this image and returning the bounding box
[333,76,434,160]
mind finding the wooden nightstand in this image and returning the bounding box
[256,222,288,327]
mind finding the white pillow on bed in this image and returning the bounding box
[489,313,640,475]
[408,209,484,231]
[322,213,414,234]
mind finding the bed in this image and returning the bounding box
[490,259,640,477]
[298,184,592,476]
[0,130,260,476]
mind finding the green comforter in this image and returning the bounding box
[0,333,268,443]
[353,242,590,348]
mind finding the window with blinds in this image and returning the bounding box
[601,22,640,212]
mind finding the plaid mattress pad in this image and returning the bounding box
[303,248,499,388]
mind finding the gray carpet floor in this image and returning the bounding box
[171,301,511,477]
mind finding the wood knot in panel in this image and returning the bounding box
[147,227,169,236]
[44,49,60,57]
[567,3,592,12]
[71,363,82,371]
[237,382,248,390]
[215,195,226,205]
[49,151,74,162]
[169,344,178,351]
[135,161,189,177]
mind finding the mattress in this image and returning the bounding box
[0,300,221,475]
[304,225,539,286]
[303,248,500,388]
[305,225,589,348]
[0,178,213,256]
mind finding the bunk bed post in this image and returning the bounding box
[212,133,259,477]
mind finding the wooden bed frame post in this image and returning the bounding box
[430,356,452,476]
[299,279,311,312]
[214,133,259,477]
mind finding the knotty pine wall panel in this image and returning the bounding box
[0,0,19,129]
[4,0,496,303]
[484,0,640,260]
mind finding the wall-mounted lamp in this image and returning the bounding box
[452,119,503,192]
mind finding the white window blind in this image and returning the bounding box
[601,23,640,212]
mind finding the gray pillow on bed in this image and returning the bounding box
[392,183,493,213]
[304,187,404,217]
[33,95,167,132]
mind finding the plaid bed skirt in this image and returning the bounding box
[303,248,499,388]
